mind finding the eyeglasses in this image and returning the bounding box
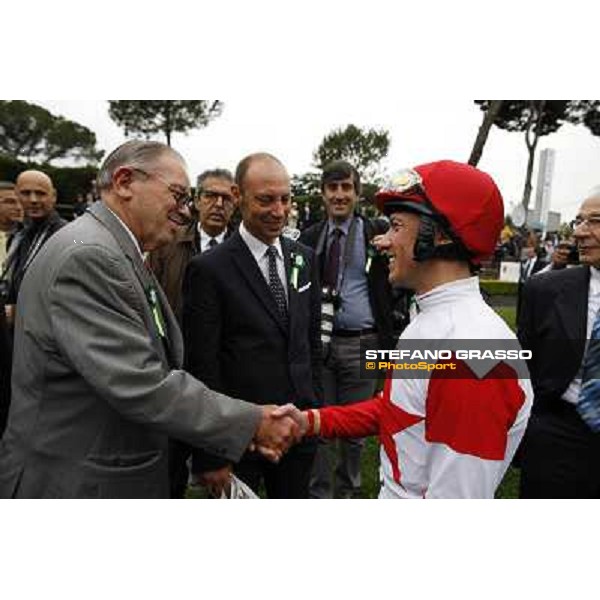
[129,167,192,208]
[570,216,600,229]
[200,190,235,207]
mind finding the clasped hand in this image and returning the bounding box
[251,404,309,462]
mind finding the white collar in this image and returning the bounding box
[106,206,143,258]
[198,223,226,245]
[416,276,480,311]
[239,221,283,261]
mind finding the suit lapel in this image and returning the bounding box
[88,202,180,367]
[554,266,589,355]
[229,232,288,335]
[282,237,297,336]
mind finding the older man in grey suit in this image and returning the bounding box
[0,140,297,499]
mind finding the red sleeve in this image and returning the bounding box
[319,396,383,438]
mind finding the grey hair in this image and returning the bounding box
[96,140,186,191]
[196,168,234,195]
[0,181,15,191]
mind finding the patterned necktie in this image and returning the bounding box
[577,308,600,430]
[266,246,288,324]
[323,228,343,289]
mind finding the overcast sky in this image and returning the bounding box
[34,99,600,222]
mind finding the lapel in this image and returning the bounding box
[229,231,288,336]
[282,236,298,336]
[88,202,182,367]
[554,265,589,355]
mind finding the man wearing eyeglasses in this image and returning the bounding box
[148,169,237,323]
[0,140,300,498]
[518,188,600,498]
[147,168,238,497]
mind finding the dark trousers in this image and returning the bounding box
[519,402,600,498]
[168,439,191,499]
[235,442,316,499]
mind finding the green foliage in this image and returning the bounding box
[0,100,103,164]
[0,153,97,219]
[480,280,518,296]
[108,100,223,146]
[313,124,390,183]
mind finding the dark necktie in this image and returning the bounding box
[207,238,218,251]
[323,228,343,289]
[578,308,600,430]
[266,246,288,324]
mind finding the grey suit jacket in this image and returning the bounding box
[0,202,261,498]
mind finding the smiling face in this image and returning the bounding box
[574,195,600,268]
[378,210,422,288]
[322,176,359,223]
[239,158,291,245]
[111,152,191,252]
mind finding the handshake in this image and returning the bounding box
[251,404,314,462]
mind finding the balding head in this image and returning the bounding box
[16,170,57,221]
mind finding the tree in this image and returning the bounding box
[471,100,600,210]
[468,100,504,166]
[0,100,103,164]
[108,101,223,146]
[313,124,390,182]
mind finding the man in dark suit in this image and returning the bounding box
[148,167,238,498]
[183,152,322,498]
[299,160,395,498]
[516,242,548,322]
[0,141,299,498]
[518,190,600,498]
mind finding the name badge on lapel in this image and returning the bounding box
[147,287,167,338]
[289,252,305,290]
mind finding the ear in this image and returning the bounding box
[112,166,136,201]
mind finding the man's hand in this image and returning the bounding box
[196,465,233,498]
[271,404,309,436]
[251,405,301,462]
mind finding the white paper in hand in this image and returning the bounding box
[219,474,260,499]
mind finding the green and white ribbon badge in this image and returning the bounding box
[290,252,305,290]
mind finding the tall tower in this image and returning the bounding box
[534,148,555,230]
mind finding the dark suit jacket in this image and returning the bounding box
[517,256,549,322]
[517,265,589,413]
[147,221,234,323]
[300,215,395,349]
[182,231,323,471]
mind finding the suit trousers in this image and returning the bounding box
[234,441,316,499]
[519,401,600,498]
[310,333,378,499]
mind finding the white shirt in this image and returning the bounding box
[198,225,226,254]
[562,267,600,404]
[238,222,287,300]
